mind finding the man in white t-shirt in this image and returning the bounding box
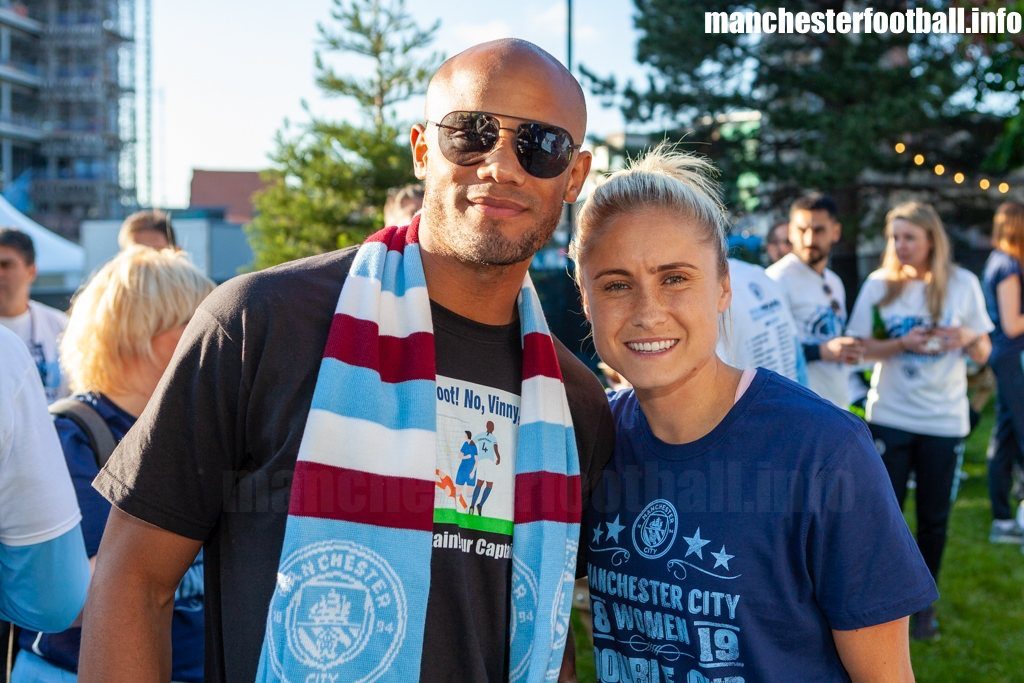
[767,194,863,408]
[0,228,69,403]
[719,258,806,384]
[0,325,89,632]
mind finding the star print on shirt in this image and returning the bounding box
[682,528,711,560]
[592,525,603,544]
[605,515,625,543]
[711,545,734,570]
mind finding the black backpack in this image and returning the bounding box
[48,398,117,468]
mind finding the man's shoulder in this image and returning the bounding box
[199,248,359,328]
[29,300,68,328]
[727,258,764,284]
[765,253,800,281]
[553,338,610,422]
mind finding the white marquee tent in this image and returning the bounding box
[0,193,84,288]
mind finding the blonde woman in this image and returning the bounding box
[14,247,213,682]
[571,146,934,681]
[982,202,1024,543]
[846,201,993,640]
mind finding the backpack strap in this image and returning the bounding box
[48,398,117,469]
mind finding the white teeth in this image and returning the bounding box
[626,340,677,353]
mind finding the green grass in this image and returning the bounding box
[571,404,1024,681]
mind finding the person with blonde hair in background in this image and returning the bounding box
[383,183,424,227]
[847,201,992,640]
[982,201,1024,545]
[13,247,213,682]
[571,144,934,681]
[117,210,177,250]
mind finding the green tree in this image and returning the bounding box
[968,0,1024,175]
[246,0,441,270]
[583,0,1007,246]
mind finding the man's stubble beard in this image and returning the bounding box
[420,189,563,267]
[799,247,827,268]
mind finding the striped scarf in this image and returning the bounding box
[256,219,581,682]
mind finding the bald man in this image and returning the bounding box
[80,39,614,682]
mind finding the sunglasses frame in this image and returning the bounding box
[426,110,583,179]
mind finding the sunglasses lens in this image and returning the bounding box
[437,112,498,165]
[516,123,575,178]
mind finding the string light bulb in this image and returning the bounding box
[895,142,906,154]
[999,182,1010,194]
[980,178,991,190]
[934,164,945,175]
[913,154,925,166]
[954,173,965,184]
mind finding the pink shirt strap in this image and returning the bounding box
[734,368,757,405]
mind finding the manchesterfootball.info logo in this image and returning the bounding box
[706,7,1022,34]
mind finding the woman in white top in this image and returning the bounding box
[847,201,993,640]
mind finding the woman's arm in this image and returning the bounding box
[933,327,992,366]
[833,617,914,682]
[997,273,1024,338]
[861,326,934,361]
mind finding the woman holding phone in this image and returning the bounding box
[570,145,935,681]
[846,202,992,640]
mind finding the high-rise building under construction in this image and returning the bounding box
[0,0,140,238]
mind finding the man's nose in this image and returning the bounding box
[476,130,527,186]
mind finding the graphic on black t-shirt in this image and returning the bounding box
[434,375,519,542]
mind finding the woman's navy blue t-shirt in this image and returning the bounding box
[585,370,936,682]
[982,249,1024,361]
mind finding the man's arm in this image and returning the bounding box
[78,508,203,683]
[833,617,914,682]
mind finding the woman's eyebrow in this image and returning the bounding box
[592,268,633,279]
[655,262,698,272]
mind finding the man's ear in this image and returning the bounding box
[563,150,592,203]
[411,123,428,180]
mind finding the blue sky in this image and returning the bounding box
[149,1,645,207]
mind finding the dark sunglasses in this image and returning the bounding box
[427,110,581,179]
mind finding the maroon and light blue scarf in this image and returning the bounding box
[256,219,582,682]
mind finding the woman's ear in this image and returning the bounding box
[718,268,732,314]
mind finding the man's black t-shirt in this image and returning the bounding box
[94,248,614,682]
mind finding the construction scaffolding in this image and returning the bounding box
[0,0,139,238]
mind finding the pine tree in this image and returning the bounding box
[246,0,441,270]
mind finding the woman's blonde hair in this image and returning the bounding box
[569,142,729,286]
[992,201,1024,264]
[61,247,214,395]
[878,201,951,323]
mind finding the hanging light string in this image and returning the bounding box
[894,142,1012,194]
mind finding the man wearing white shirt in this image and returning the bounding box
[719,258,806,384]
[767,194,863,408]
[0,229,69,403]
